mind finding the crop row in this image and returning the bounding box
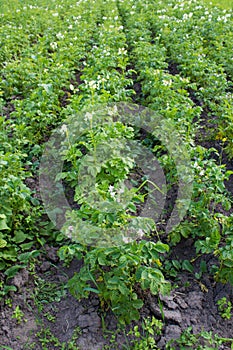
[117,0,233,282]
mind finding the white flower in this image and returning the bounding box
[118,47,127,55]
[109,185,116,198]
[116,185,125,203]
[56,32,64,39]
[60,124,68,134]
[66,225,74,238]
[118,187,124,195]
[122,236,131,244]
[88,80,97,89]
[50,42,58,50]
[52,12,59,17]
[183,12,193,20]
[108,105,118,116]
[162,79,172,86]
[70,84,74,91]
[84,112,93,122]
[138,229,144,238]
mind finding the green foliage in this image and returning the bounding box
[32,276,67,313]
[166,327,233,350]
[11,305,26,324]
[128,316,163,349]
[65,240,170,324]
[58,110,159,246]
[203,0,233,9]
[0,283,17,300]
[35,323,81,350]
[217,297,232,320]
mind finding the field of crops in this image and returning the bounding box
[0,0,233,348]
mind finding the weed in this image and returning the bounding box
[166,327,233,349]
[217,297,232,320]
[11,305,26,324]
[35,325,81,350]
[128,316,163,349]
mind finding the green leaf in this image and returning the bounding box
[135,266,143,281]
[39,83,52,94]
[118,283,129,295]
[106,276,120,290]
[20,242,34,250]
[154,241,169,253]
[169,231,181,245]
[4,265,23,278]
[0,214,10,231]
[107,276,120,285]
[182,260,194,273]
[127,203,136,212]
[83,287,100,294]
[3,285,17,294]
[131,298,144,309]
[223,260,233,268]
[14,230,28,244]
[160,281,171,295]
[0,239,7,248]
[55,172,68,181]
[0,247,17,260]
[128,308,140,322]
[172,260,181,270]
[0,344,16,349]
[18,250,40,262]
[150,279,159,295]
[0,261,6,270]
